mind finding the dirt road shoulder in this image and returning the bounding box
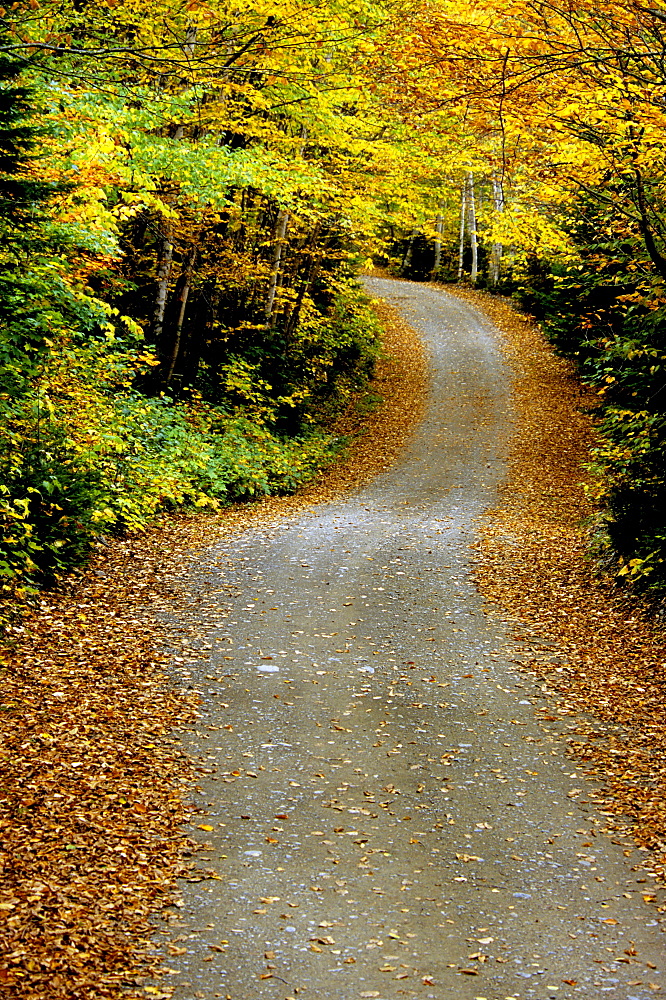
[452,286,666,891]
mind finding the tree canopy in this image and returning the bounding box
[2,0,666,621]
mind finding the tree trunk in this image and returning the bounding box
[284,225,322,344]
[467,171,478,284]
[265,209,289,324]
[403,226,418,272]
[284,260,317,346]
[183,24,198,61]
[433,198,444,275]
[164,242,198,386]
[152,219,174,344]
[634,165,666,281]
[489,172,504,286]
[151,24,199,350]
[178,293,205,387]
[457,181,467,280]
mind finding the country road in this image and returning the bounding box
[164,278,663,1000]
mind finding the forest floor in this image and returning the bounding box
[0,278,664,1000]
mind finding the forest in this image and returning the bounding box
[2,0,666,625]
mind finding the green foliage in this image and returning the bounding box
[0,6,387,631]
[0,489,42,614]
[194,276,382,430]
[0,43,55,229]
[514,196,666,592]
[589,408,666,582]
[0,317,364,627]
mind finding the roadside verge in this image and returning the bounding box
[0,296,427,999]
[450,286,666,892]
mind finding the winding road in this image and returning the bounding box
[166,279,663,1000]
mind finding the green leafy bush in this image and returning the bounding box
[514,203,666,593]
[0,335,343,620]
[0,283,380,629]
[0,52,384,631]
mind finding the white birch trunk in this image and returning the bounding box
[490,173,505,286]
[433,198,444,274]
[403,226,418,272]
[265,209,289,323]
[153,222,173,342]
[457,181,467,280]
[165,242,198,385]
[467,171,478,284]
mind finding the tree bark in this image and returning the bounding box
[263,126,307,327]
[265,208,289,324]
[403,226,418,272]
[151,24,198,353]
[284,225,322,344]
[152,218,174,344]
[489,172,504,286]
[433,198,444,275]
[634,166,666,281]
[164,242,198,386]
[467,171,478,284]
[457,180,467,280]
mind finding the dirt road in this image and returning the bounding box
[165,279,663,1000]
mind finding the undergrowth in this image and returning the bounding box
[515,220,666,596]
[0,283,380,631]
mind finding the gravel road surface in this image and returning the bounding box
[166,279,664,1000]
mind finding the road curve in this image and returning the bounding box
[166,279,663,1000]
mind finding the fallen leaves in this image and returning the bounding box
[0,529,200,998]
[0,284,430,998]
[461,286,666,884]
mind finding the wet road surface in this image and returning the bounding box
[165,279,664,1000]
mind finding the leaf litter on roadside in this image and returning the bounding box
[0,300,427,998]
[453,286,666,893]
